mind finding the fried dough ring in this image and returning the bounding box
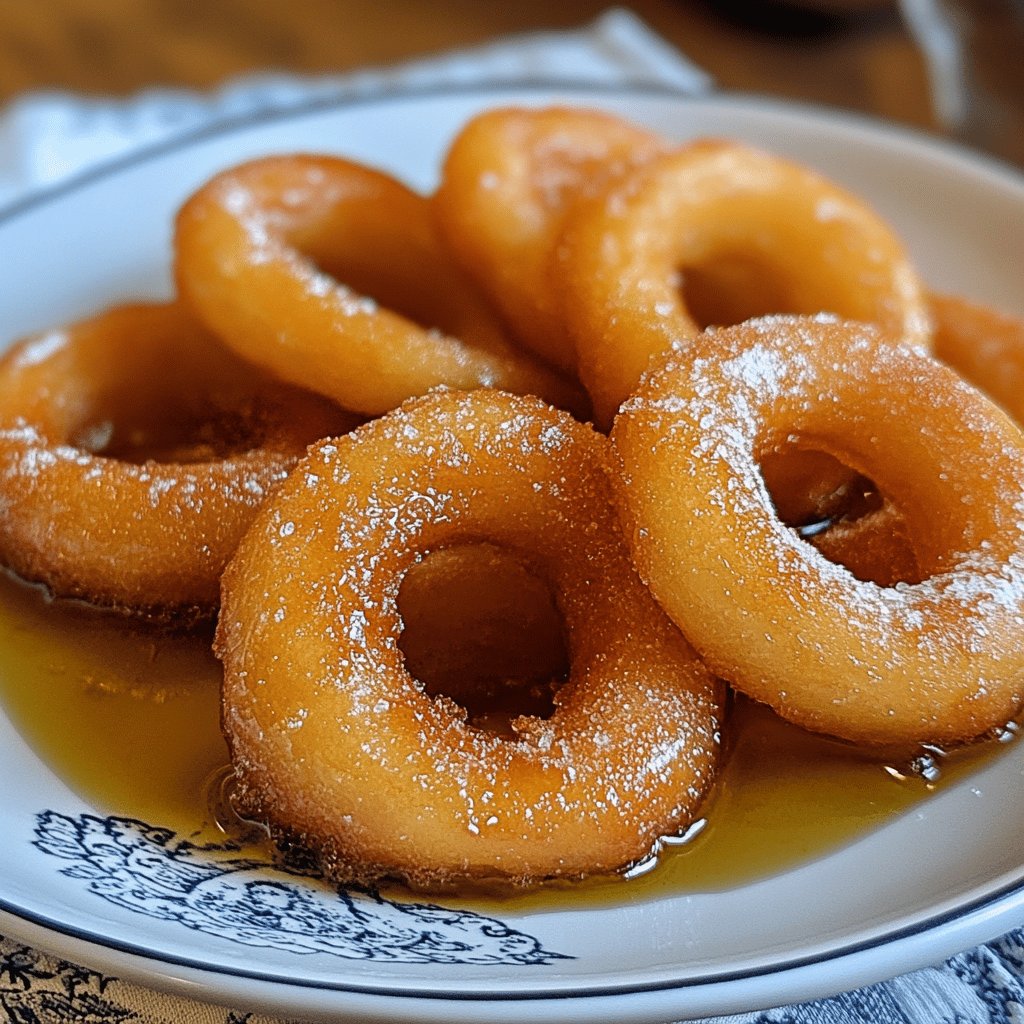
[932,292,1024,425]
[434,106,666,375]
[559,140,933,427]
[611,315,1024,747]
[175,154,578,416]
[0,302,349,618]
[217,389,722,888]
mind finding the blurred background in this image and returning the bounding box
[0,0,1020,166]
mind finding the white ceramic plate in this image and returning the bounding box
[1,86,1023,1024]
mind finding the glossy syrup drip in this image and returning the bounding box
[0,568,1008,907]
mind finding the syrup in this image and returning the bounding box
[0,570,226,841]
[0,567,1004,907]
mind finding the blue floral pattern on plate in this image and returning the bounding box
[32,811,570,966]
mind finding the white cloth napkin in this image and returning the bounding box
[0,7,709,210]
[0,8,1020,1024]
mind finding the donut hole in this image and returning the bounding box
[759,445,881,529]
[20,307,330,466]
[759,442,924,586]
[72,398,279,465]
[668,178,918,333]
[308,251,463,337]
[290,217,483,344]
[678,254,810,330]
[397,543,569,736]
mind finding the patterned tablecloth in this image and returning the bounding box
[0,8,1022,1023]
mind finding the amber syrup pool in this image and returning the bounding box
[0,567,1008,909]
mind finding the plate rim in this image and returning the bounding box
[2,79,1021,229]
[3,864,1024,1000]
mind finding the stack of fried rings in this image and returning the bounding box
[216,389,722,887]
[2,105,1024,890]
[0,302,351,618]
[433,110,937,565]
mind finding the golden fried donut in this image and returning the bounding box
[932,292,1024,425]
[0,302,350,618]
[175,154,578,416]
[611,315,1024,747]
[217,388,722,888]
[434,106,666,375]
[559,140,933,427]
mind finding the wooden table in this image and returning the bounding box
[0,0,936,130]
